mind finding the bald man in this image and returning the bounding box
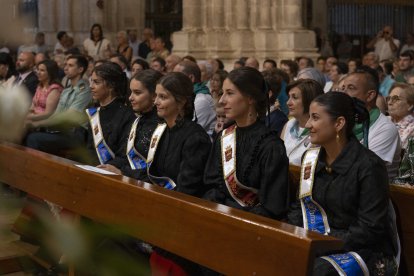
[245,57,260,70]
[165,54,182,72]
[15,51,38,97]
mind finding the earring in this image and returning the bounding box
[336,132,340,143]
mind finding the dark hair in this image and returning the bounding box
[67,54,88,76]
[132,59,149,70]
[93,62,128,101]
[131,69,163,95]
[57,31,67,41]
[0,53,16,79]
[348,58,361,67]
[263,59,277,69]
[313,92,369,138]
[213,70,228,84]
[335,62,348,75]
[354,65,380,92]
[262,68,289,105]
[177,60,201,83]
[90,23,103,41]
[152,57,166,68]
[383,61,394,75]
[280,59,299,77]
[110,54,130,70]
[37,60,62,86]
[317,56,327,62]
[297,56,314,68]
[286,79,324,114]
[400,50,414,60]
[182,55,197,63]
[158,72,195,120]
[216,59,224,70]
[227,67,268,117]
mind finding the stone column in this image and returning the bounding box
[212,0,225,30]
[279,0,303,29]
[57,0,72,31]
[182,0,203,31]
[257,0,272,30]
[236,0,249,30]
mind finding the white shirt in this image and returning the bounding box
[282,119,312,166]
[374,38,400,61]
[366,113,401,179]
[194,93,216,135]
[83,38,111,61]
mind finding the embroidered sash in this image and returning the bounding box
[86,107,115,164]
[299,148,369,276]
[321,252,369,276]
[146,123,176,190]
[221,125,259,207]
[126,116,147,170]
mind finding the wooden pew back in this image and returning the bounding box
[0,143,343,275]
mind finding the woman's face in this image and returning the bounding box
[129,79,154,113]
[154,84,181,122]
[219,79,252,122]
[36,64,49,84]
[0,64,8,78]
[131,63,144,76]
[328,65,340,83]
[348,61,357,73]
[387,87,413,121]
[287,87,305,119]
[210,73,222,93]
[306,102,337,145]
[92,26,101,38]
[90,72,111,103]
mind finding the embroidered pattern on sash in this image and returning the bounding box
[86,107,115,164]
[146,123,176,190]
[321,252,369,276]
[299,148,369,275]
[126,116,148,170]
[221,125,259,207]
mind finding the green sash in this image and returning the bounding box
[353,107,380,141]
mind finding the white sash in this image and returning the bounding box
[126,116,148,170]
[146,123,176,190]
[221,125,258,207]
[86,107,115,164]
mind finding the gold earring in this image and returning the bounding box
[336,132,340,143]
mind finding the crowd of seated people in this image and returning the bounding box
[3,23,414,276]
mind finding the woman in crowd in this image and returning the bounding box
[98,69,163,178]
[0,52,16,87]
[116,30,133,64]
[209,69,228,103]
[26,60,63,124]
[262,68,288,135]
[288,92,398,275]
[83,23,112,61]
[203,67,289,220]
[326,62,348,92]
[347,58,361,74]
[146,72,211,275]
[387,82,414,149]
[280,59,299,82]
[131,59,149,76]
[280,79,324,165]
[86,62,135,165]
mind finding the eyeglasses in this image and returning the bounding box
[386,95,405,103]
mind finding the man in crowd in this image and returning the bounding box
[165,54,182,73]
[25,55,91,156]
[367,25,400,61]
[245,57,260,70]
[15,51,38,98]
[174,60,216,135]
[343,67,400,179]
[395,50,414,83]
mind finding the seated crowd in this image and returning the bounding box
[2,23,414,276]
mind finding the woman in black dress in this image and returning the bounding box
[86,61,135,165]
[203,67,289,220]
[288,92,398,275]
[99,69,163,178]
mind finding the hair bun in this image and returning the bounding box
[351,97,369,124]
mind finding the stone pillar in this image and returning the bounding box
[57,0,72,31]
[257,0,272,30]
[279,0,303,29]
[235,0,249,30]
[182,0,203,31]
[211,0,225,30]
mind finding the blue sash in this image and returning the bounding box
[86,107,115,164]
[299,148,369,276]
[146,124,176,190]
[126,116,148,170]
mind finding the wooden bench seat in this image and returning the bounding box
[0,143,343,275]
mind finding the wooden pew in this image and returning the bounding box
[390,184,414,275]
[0,143,343,275]
[289,164,414,275]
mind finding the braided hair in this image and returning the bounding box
[93,61,129,103]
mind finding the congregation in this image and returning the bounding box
[1,23,414,275]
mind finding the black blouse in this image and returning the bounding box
[86,99,135,166]
[144,119,212,197]
[288,137,396,263]
[108,108,160,179]
[203,120,289,219]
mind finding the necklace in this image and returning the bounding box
[325,165,332,174]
